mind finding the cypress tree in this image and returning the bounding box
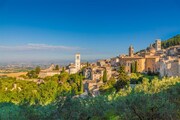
[131,62,135,73]
[135,61,138,73]
[103,69,108,83]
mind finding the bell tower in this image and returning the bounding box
[75,53,81,71]
[129,45,134,57]
[155,39,161,51]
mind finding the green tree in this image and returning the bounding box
[103,69,108,83]
[61,67,65,73]
[131,61,137,73]
[162,34,180,49]
[100,77,116,93]
[135,61,138,73]
[79,75,84,93]
[131,62,135,73]
[118,65,125,74]
[69,74,84,94]
[115,65,130,92]
[27,70,38,79]
[58,72,69,83]
[55,65,60,70]
[35,66,41,74]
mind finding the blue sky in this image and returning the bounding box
[0,0,180,63]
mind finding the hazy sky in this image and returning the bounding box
[0,0,180,63]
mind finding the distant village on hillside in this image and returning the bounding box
[36,38,180,95]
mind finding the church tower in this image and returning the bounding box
[155,39,161,51]
[75,53,81,72]
[129,45,134,57]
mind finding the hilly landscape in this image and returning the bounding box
[1,0,180,120]
[0,34,180,120]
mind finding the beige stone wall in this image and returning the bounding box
[159,59,180,77]
[145,57,160,72]
[159,62,164,77]
[39,71,60,78]
[125,61,131,73]
[119,59,131,73]
[69,67,77,74]
[119,56,160,73]
[119,57,146,73]
[167,61,179,77]
[85,66,112,81]
[136,59,146,72]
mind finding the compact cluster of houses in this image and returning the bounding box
[38,53,81,78]
[37,39,180,95]
[82,60,112,95]
[82,40,180,94]
[110,40,180,77]
[159,46,180,77]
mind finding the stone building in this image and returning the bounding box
[115,40,180,77]
[160,56,180,77]
[68,53,81,74]
[112,40,163,74]
[38,64,60,78]
[118,56,146,73]
[83,67,93,80]
[68,63,77,74]
[83,80,103,96]
[159,45,180,77]
[75,53,81,71]
[83,66,112,81]
[118,52,160,73]
[129,45,134,57]
[83,64,112,95]
[167,45,180,56]
[155,39,161,51]
[110,57,120,67]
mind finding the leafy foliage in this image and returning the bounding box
[0,72,84,105]
[114,65,130,92]
[100,77,116,94]
[35,66,41,74]
[0,77,179,120]
[26,70,38,79]
[55,65,60,70]
[162,34,180,49]
[131,62,136,73]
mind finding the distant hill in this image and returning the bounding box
[162,34,180,49]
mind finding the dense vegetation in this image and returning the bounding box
[0,72,83,105]
[0,76,179,120]
[0,65,180,120]
[162,34,180,49]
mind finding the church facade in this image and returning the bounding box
[117,40,162,74]
[68,53,81,74]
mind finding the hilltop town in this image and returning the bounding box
[33,37,180,95]
[1,0,180,119]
